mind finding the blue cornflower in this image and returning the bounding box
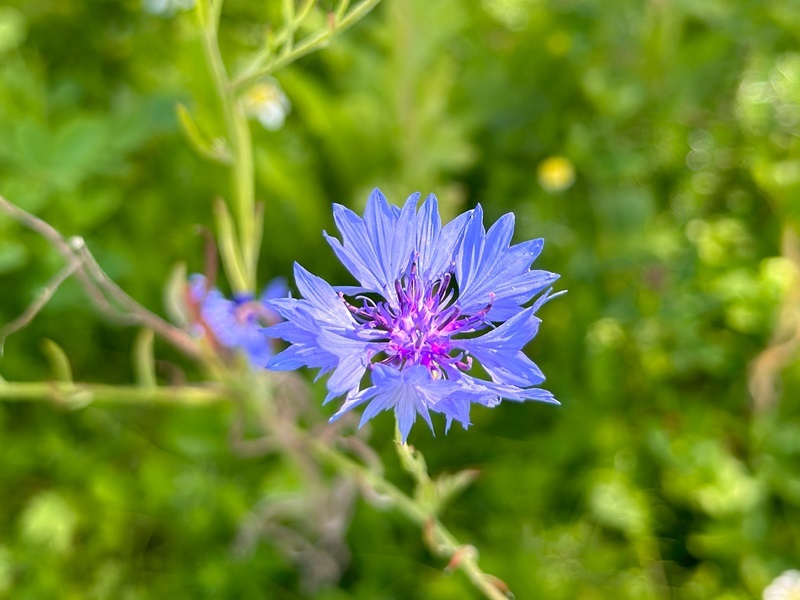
[265,189,562,442]
[188,275,287,368]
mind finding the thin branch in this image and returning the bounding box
[237,0,318,87]
[233,0,383,91]
[0,195,202,360]
[0,196,111,309]
[0,259,81,355]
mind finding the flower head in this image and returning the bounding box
[188,275,287,368]
[242,79,291,131]
[265,189,561,441]
[764,570,800,600]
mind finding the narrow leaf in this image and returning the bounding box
[176,104,232,164]
[134,329,157,388]
[41,339,73,383]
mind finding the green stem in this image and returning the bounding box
[197,0,257,293]
[0,381,229,407]
[309,433,510,600]
[282,0,296,51]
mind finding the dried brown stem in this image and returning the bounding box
[750,227,800,412]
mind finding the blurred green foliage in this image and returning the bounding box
[2,0,800,598]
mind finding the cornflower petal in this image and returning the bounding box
[324,204,386,293]
[292,263,354,329]
[330,365,445,442]
[459,307,545,386]
[261,277,289,302]
[455,207,560,319]
[264,310,339,373]
[364,190,418,296]
[416,194,472,280]
[317,329,372,403]
[415,194,443,277]
[323,189,417,304]
[433,375,559,433]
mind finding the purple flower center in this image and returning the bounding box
[341,263,494,376]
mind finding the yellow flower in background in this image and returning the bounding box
[537,156,576,193]
[242,79,291,131]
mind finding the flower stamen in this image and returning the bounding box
[340,266,493,375]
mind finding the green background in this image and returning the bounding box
[2,0,800,598]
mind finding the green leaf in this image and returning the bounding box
[41,339,73,383]
[50,117,109,188]
[177,103,232,164]
[13,119,50,170]
[164,261,190,327]
[133,329,157,388]
[0,7,26,55]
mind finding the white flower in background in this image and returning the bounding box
[764,570,800,600]
[242,79,291,131]
[142,0,195,17]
